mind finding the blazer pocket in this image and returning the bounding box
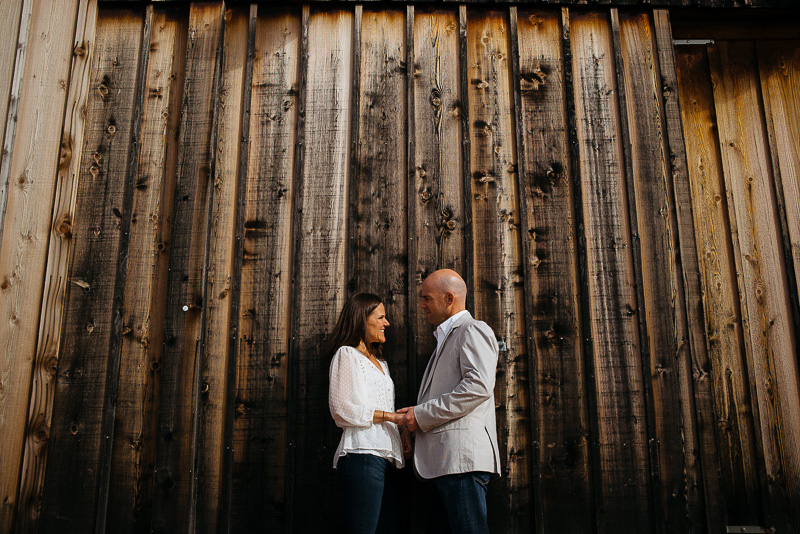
[431,418,469,434]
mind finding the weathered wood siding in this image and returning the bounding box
[0,3,799,533]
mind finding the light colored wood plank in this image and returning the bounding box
[515,9,591,532]
[708,40,800,532]
[193,6,249,532]
[466,9,531,532]
[0,0,25,170]
[105,6,185,532]
[758,40,800,336]
[0,0,82,529]
[411,7,465,386]
[229,7,299,531]
[39,8,145,531]
[149,4,224,532]
[13,1,98,532]
[570,12,652,531]
[675,45,763,524]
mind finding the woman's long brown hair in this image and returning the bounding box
[326,293,384,359]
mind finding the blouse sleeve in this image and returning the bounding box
[329,348,374,428]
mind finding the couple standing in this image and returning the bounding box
[328,269,501,534]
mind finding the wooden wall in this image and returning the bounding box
[0,2,798,533]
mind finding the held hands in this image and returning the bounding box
[397,406,419,432]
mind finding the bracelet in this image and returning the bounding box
[380,410,384,422]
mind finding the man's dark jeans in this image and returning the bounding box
[425,471,491,534]
[337,453,397,534]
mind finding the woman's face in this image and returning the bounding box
[365,303,389,344]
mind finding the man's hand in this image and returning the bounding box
[400,427,414,458]
[397,406,419,432]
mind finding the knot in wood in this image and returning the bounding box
[445,220,456,231]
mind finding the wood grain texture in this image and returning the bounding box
[355,8,408,397]
[675,45,763,525]
[653,11,725,533]
[0,0,83,529]
[466,9,531,532]
[0,0,32,250]
[149,4,224,532]
[0,0,24,173]
[410,7,465,387]
[757,40,800,352]
[14,2,99,532]
[38,8,144,532]
[570,12,652,532]
[190,7,249,532]
[617,11,704,532]
[708,40,800,532]
[104,6,185,533]
[515,9,592,533]
[289,8,353,532]
[229,7,299,532]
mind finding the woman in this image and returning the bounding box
[328,293,411,534]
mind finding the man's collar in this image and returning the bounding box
[434,310,470,337]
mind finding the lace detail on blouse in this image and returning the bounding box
[329,346,404,468]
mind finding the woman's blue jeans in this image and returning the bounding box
[337,453,397,534]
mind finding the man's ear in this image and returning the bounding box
[445,292,455,306]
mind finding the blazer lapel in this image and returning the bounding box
[418,312,472,402]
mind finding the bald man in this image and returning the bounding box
[398,269,500,533]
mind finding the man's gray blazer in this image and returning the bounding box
[413,311,501,479]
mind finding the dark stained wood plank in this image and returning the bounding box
[465,8,532,532]
[288,7,354,532]
[12,2,98,532]
[459,5,475,312]
[38,7,145,532]
[653,10,726,533]
[708,40,800,533]
[106,6,186,533]
[757,40,800,360]
[570,11,653,532]
[193,6,249,533]
[355,7,408,397]
[675,44,763,526]
[410,6,466,389]
[615,10,708,532]
[514,8,592,533]
[149,4,225,532]
[229,6,300,532]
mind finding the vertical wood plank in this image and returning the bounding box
[229,7,299,532]
[411,6,465,387]
[219,4,256,533]
[466,8,531,532]
[570,12,653,532]
[757,40,800,352]
[106,6,187,533]
[675,45,763,525]
[515,8,592,533]
[355,8,408,394]
[0,0,24,170]
[459,5,475,312]
[288,7,353,532]
[0,0,32,247]
[708,40,800,532]
[12,1,98,531]
[653,11,726,533]
[149,4,225,532]
[0,0,87,528]
[193,6,248,533]
[38,7,145,532]
[616,10,707,532]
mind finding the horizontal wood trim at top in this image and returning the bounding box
[97,0,800,9]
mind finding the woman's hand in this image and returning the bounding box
[401,427,414,457]
[372,410,403,424]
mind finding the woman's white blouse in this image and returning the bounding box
[329,346,404,469]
